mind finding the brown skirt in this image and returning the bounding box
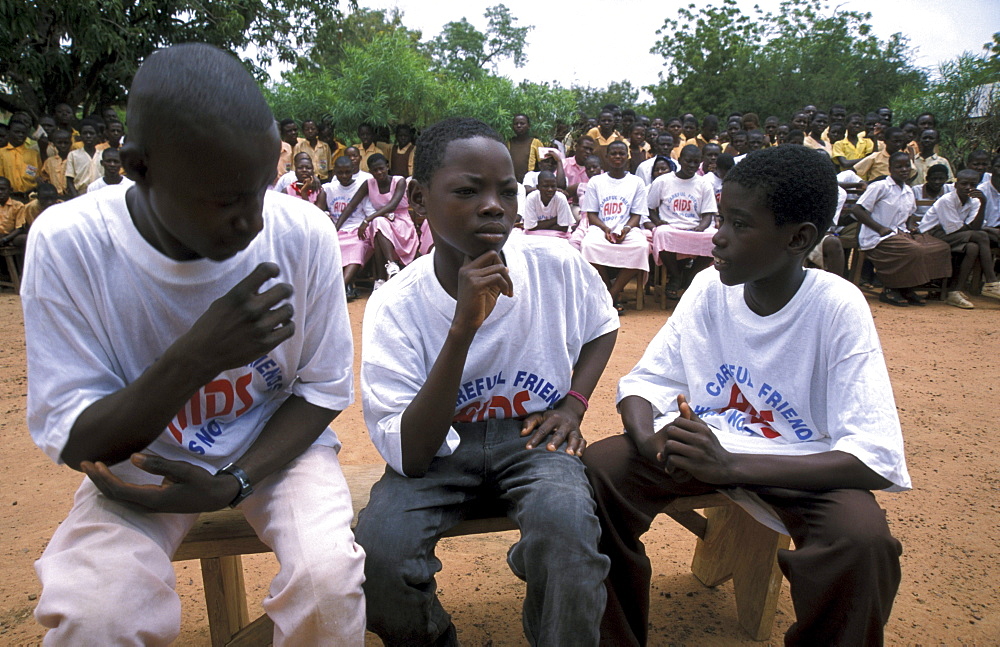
[867,232,952,288]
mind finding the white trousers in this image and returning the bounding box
[34,445,366,646]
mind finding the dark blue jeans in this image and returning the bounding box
[354,418,609,646]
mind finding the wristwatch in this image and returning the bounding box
[217,463,253,508]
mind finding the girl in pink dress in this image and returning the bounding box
[340,153,419,286]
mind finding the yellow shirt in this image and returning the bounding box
[0,144,42,193]
[910,154,954,186]
[277,141,293,180]
[831,136,874,163]
[0,199,25,234]
[40,156,68,194]
[23,198,59,226]
[694,135,718,149]
[804,136,832,156]
[356,142,392,173]
[853,150,891,182]
[293,138,333,179]
[586,127,625,148]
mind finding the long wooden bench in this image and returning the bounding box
[172,464,789,646]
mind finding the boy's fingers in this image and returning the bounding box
[520,414,542,436]
[231,262,280,298]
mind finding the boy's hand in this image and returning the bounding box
[357,219,370,239]
[179,263,294,379]
[969,189,985,201]
[81,454,240,513]
[521,405,586,455]
[663,394,735,485]
[453,252,513,331]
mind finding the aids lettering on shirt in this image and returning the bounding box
[453,370,564,423]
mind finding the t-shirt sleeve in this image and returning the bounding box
[821,294,910,491]
[646,177,661,210]
[554,193,574,226]
[854,153,876,180]
[700,179,718,213]
[288,210,355,412]
[630,179,649,216]
[581,178,599,214]
[522,191,541,229]
[617,314,687,421]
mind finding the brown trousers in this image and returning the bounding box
[584,434,903,647]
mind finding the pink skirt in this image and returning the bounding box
[569,218,588,251]
[338,228,373,267]
[366,213,420,265]
[581,226,650,271]
[525,229,570,240]
[652,226,716,264]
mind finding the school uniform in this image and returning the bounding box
[0,199,26,235]
[0,143,42,195]
[918,191,984,251]
[585,267,908,646]
[831,136,874,166]
[647,173,718,261]
[356,141,392,173]
[979,175,999,228]
[910,153,954,186]
[563,156,589,205]
[389,142,414,178]
[856,178,951,288]
[277,140,293,179]
[40,155,68,194]
[580,172,650,272]
[912,183,953,221]
[356,233,618,646]
[635,155,677,186]
[804,136,832,156]
[364,175,419,265]
[65,148,101,192]
[588,129,627,170]
[293,137,333,180]
[322,178,374,267]
[86,176,135,193]
[24,186,365,645]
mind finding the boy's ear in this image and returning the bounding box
[408,180,428,217]
[119,141,149,184]
[788,222,819,256]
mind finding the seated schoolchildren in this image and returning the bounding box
[0,177,25,235]
[356,122,390,173]
[569,155,605,251]
[826,120,846,148]
[355,116,618,647]
[86,148,135,193]
[636,134,677,185]
[695,115,719,149]
[64,120,102,198]
[282,152,322,203]
[340,152,418,289]
[319,156,374,299]
[698,142,722,176]
[584,144,909,647]
[647,144,718,300]
[0,182,60,251]
[775,124,790,145]
[40,129,72,197]
[853,151,952,306]
[786,129,806,146]
[563,135,594,215]
[832,113,873,172]
[912,164,953,221]
[964,150,991,180]
[579,140,649,312]
[628,124,651,174]
[804,113,832,155]
[291,119,332,182]
[0,120,41,201]
[24,42,364,645]
[523,150,565,192]
[523,170,573,238]
[918,169,1000,305]
[855,127,908,182]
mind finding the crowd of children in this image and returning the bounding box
[11,46,999,647]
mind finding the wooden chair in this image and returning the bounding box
[173,464,789,646]
[0,247,22,293]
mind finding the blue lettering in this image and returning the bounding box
[781,407,798,420]
[539,382,553,399]
[706,381,721,397]
[764,390,783,408]
[524,373,539,391]
[475,377,485,396]
[758,383,772,398]
[486,375,497,390]
[188,441,205,455]
[463,382,476,401]
[207,420,223,437]
[497,371,506,385]
[736,366,752,387]
[514,371,527,387]
[693,405,712,416]
[545,389,562,406]
[195,429,215,447]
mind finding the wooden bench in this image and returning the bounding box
[173,464,789,646]
[0,247,22,293]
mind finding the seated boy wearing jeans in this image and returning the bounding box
[24,44,365,645]
[584,145,910,646]
[355,118,618,646]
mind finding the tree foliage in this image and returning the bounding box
[428,4,532,81]
[571,81,645,120]
[648,0,925,119]
[292,7,421,75]
[0,0,349,116]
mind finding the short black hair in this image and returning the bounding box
[925,164,949,178]
[127,43,274,150]
[716,154,735,171]
[367,153,388,168]
[412,117,504,186]
[723,145,838,235]
[607,140,628,153]
[537,170,557,182]
[584,155,602,167]
[333,156,353,168]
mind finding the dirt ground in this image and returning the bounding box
[1,284,998,646]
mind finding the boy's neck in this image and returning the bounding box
[918,149,934,159]
[607,168,626,179]
[744,262,807,317]
[307,136,318,146]
[105,173,122,184]
[84,144,96,155]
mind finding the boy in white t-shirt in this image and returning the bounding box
[523,170,574,238]
[321,156,374,298]
[585,145,909,646]
[85,148,135,193]
[23,44,365,645]
[355,117,619,646]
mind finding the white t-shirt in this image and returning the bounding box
[979,175,999,228]
[65,148,101,191]
[322,178,367,230]
[855,178,916,250]
[647,173,718,229]
[272,171,296,194]
[522,171,541,189]
[86,176,135,193]
[706,172,724,205]
[22,185,354,473]
[619,267,911,531]
[581,172,648,232]
[523,191,573,230]
[362,234,619,476]
[919,191,981,234]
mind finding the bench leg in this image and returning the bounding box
[690,506,790,641]
[201,555,251,647]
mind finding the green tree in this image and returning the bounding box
[648,0,925,119]
[0,0,348,116]
[293,7,422,75]
[571,81,645,119]
[428,4,532,81]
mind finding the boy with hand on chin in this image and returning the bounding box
[355,117,618,646]
[24,43,365,645]
[585,145,909,646]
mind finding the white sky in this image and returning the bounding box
[351,0,999,100]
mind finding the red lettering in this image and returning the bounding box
[726,384,779,437]
[512,390,530,417]
[454,401,488,423]
[167,421,183,443]
[487,395,513,419]
[234,373,254,416]
[190,389,202,426]
[205,379,234,418]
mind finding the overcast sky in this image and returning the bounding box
[352,0,998,99]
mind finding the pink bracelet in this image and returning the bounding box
[565,390,589,411]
